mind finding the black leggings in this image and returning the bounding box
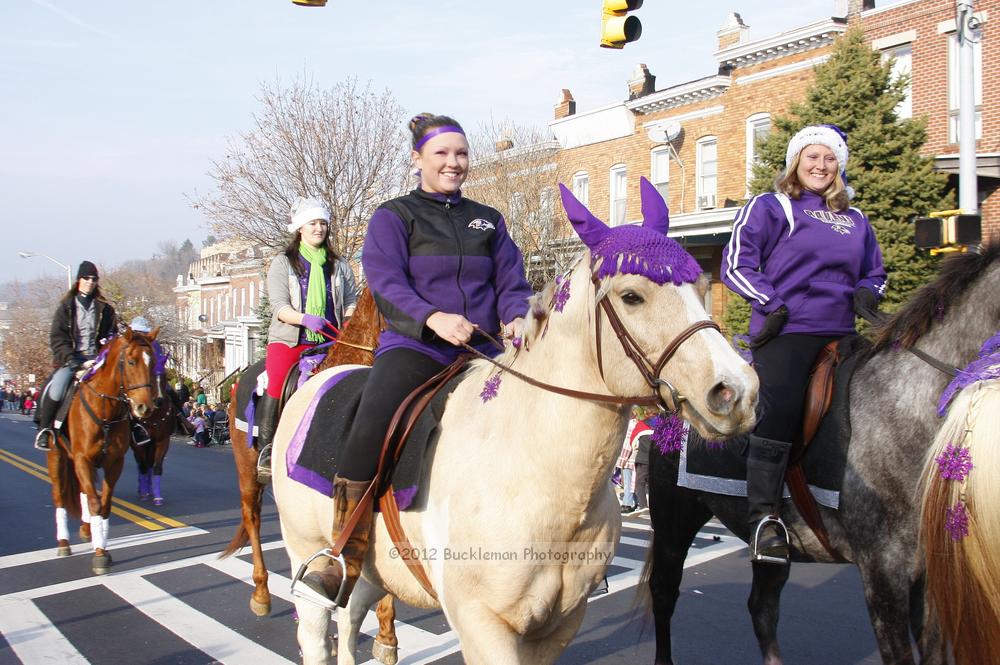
[337,348,446,481]
[751,333,838,442]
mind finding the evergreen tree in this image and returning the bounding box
[725,27,953,335]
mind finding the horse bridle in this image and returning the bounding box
[463,274,720,414]
[76,338,157,460]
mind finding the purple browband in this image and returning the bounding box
[414,125,465,150]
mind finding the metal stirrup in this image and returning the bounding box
[290,548,348,611]
[751,516,790,564]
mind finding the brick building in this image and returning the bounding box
[173,242,268,394]
[547,0,997,323]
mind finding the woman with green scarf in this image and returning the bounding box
[258,196,359,466]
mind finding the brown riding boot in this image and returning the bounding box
[300,477,374,608]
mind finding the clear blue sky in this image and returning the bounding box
[2,0,878,285]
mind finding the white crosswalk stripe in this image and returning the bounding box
[0,519,744,664]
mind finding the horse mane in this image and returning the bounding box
[873,242,1000,351]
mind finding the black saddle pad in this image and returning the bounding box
[234,359,267,441]
[286,367,461,510]
[678,336,870,509]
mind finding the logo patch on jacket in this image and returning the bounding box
[468,219,495,231]
[805,209,855,235]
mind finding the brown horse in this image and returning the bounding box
[219,289,396,660]
[48,327,160,574]
[132,376,178,506]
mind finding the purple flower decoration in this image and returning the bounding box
[935,443,974,482]
[650,413,686,454]
[553,276,571,313]
[945,501,969,541]
[511,336,522,349]
[480,374,502,403]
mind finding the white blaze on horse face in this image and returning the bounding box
[672,283,758,436]
[142,351,151,369]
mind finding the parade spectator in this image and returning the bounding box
[187,407,209,448]
[722,124,886,564]
[298,112,531,610]
[617,411,652,513]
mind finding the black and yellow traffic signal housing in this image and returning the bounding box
[601,0,643,49]
[914,209,981,254]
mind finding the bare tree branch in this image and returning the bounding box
[465,121,579,289]
[192,77,411,264]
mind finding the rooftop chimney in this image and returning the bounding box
[554,89,576,120]
[717,12,749,51]
[627,64,656,100]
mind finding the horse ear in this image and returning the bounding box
[559,183,610,249]
[124,327,133,341]
[639,176,669,234]
[149,326,161,340]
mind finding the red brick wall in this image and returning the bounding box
[862,0,1000,240]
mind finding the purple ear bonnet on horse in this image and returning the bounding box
[558,177,701,285]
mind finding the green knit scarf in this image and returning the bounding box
[299,242,328,343]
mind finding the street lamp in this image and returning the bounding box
[18,251,72,290]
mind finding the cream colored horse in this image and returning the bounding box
[272,241,759,664]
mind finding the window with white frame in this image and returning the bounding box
[745,114,771,195]
[572,171,589,206]
[696,137,718,209]
[881,44,912,120]
[948,28,982,143]
[650,147,670,202]
[609,164,627,226]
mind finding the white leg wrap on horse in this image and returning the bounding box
[56,507,69,541]
[80,492,92,521]
[91,516,108,550]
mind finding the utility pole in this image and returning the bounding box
[956,0,979,213]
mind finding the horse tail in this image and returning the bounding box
[57,448,82,521]
[219,520,250,559]
[920,379,1000,664]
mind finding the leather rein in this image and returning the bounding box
[463,275,720,414]
[75,339,156,462]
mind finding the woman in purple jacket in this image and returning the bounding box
[299,113,532,608]
[722,124,887,565]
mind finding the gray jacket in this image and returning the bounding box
[266,252,359,347]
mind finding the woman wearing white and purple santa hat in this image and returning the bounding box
[722,123,887,565]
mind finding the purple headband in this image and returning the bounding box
[414,125,465,151]
[559,177,702,286]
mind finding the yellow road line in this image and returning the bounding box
[0,448,188,531]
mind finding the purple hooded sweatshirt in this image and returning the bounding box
[722,190,887,337]
[363,188,532,364]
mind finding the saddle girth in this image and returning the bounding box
[787,340,847,562]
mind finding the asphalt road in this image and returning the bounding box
[0,410,884,664]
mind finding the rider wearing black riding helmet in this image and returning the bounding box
[34,261,117,451]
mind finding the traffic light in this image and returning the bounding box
[601,0,643,49]
[292,0,326,6]
[913,210,981,253]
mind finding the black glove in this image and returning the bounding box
[853,287,879,319]
[750,305,788,350]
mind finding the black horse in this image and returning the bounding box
[646,244,1000,665]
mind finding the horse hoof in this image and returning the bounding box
[93,552,112,575]
[372,640,398,665]
[153,497,164,506]
[79,524,91,542]
[250,597,271,617]
[56,540,71,557]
